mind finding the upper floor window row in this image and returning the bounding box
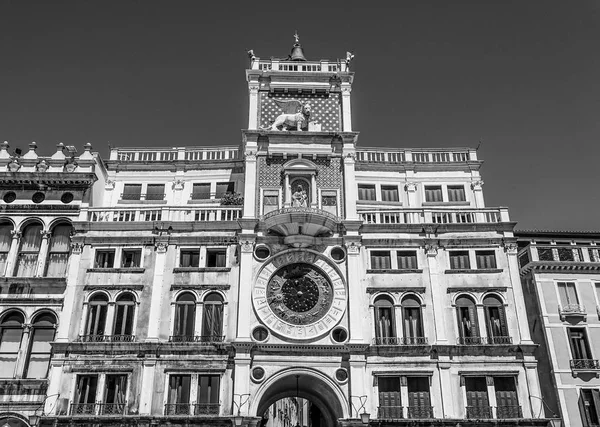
[424,185,466,203]
[448,250,498,271]
[369,250,419,271]
[93,248,143,269]
[0,220,72,278]
[357,183,469,204]
[119,182,237,202]
[179,247,228,268]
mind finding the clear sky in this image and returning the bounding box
[1,0,599,231]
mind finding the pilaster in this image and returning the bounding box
[236,236,255,340]
[146,241,168,341]
[56,242,83,342]
[425,244,447,342]
[345,239,366,342]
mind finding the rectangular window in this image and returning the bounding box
[321,191,338,216]
[102,375,127,415]
[197,375,220,415]
[381,185,399,202]
[378,377,402,419]
[494,377,521,419]
[424,186,443,202]
[580,389,600,427]
[447,185,466,202]
[191,183,211,200]
[397,251,418,269]
[569,328,593,361]
[476,250,497,269]
[371,251,391,270]
[407,377,432,418]
[180,249,200,268]
[167,375,191,415]
[25,327,55,378]
[121,249,141,268]
[73,375,98,415]
[465,377,491,419]
[206,249,226,268]
[215,182,235,198]
[357,184,376,201]
[146,184,165,200]
[0,327,23,378]
[95,250,115,268]
[263,191,279,215]
[558,282,579,307]
[122,184,142,200]
[449,251,470,270]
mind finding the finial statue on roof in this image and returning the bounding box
[294,31,300,44]
[345,51,355,69]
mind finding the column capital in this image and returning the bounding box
[240,238,255,253]
[345,241,361,255]
[503,241,518,255]
[425,244,439,257]
[471,180,484,191]
[154,241,168,253]
[70,242,84,254]
[40,230,52,239]
[11,230,21,239]
[404,182,418,192]
[172,178,185,191]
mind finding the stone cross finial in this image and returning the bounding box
[294,31,299,44]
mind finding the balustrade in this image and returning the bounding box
[359,208,504,225]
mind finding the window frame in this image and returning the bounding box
[205,248,227,268]
[475,250,497,269]
[370,250,392,270]
[449,251,471,270]
[94,249,116,269]
[357,184,377,201]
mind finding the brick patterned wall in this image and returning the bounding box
[259,93,341,131]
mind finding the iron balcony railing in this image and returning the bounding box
[457,336,482,345]
[486,335,513,345]
[571,359,600,370]
[359,207,507,225]
[378,405,403,419]
[407,405,434,418]
[78,334,135,343]
[165,403,192,416]
[194,403,220,416]
[496,405,523,419]
[98,402,126,415]
[70,403,96,415]
[168,335,225,343]
[457,336,512,345]
[466,405,492,419]
[401,337,428,345]
[373,337,429,346]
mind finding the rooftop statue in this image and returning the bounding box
[268,99,311,131]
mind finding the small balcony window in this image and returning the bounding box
[173,293,196,341]
[465,377,491,419]
[101,375,127,415]
[381,185,399,202]
[449,251,470,270]
[166,375,191,415]
[378,376,402,419]
[45,223,72,277]
[447,185,466,202]
[197,375,220,415]
[122,184,142,201]
[216,182,235,199]
[456,296,480,344]
[558,282,585,319]
[146,184,165,201]
[371,251,391,270]
[424,186,443,202]
[180,249,200,268]
[476,250,497,269]
[72,375,98,415]
[407,377,433,419]
[374,296,396,345]
[191,183,211,200]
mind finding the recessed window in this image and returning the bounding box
[60,192,74,204]
[191,183,211,200]
[252,326,269,342]
[262,191,279,215]
[121,249,142,268]
[357,184,376,201]
[95,250,116,268]
[331,327,348,343]
[146,184,165,201]
[371,251,391,270]
[330,247,346,262]
[449,251,470,270]
[475,250,497,269]
[381,185,399,202]
[254,246,270,261]
[206,249,226,268]
[424,186,443,202]
[397,251,418,269]
[447,185,466,202]
[216,182,234,198]
[252,367,265,381]
[122,184,142,201]
[31,192,45,203]
[3,192,16,203]
[335,368,348,382]
[180,249,200,268]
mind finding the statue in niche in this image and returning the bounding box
[267,99,311,131]
[291,184,308,208]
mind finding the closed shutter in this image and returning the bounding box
[468,306,479,337]
[379,391,402,418]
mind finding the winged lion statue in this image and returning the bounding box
[266,99,311,131]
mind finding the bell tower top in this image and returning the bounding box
[245,35,355,132]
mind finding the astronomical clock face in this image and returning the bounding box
[253,251,347,340]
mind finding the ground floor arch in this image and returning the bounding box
[251,368,348,427]
[0,414,31,427]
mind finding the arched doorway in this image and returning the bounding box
[252,369,347,427]
[0,415,30,427]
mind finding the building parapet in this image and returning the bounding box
[359,207,509,225]
[109,146,240,162]
[251,58,349,73]
[82,206,242,222]
[356,147,477,164]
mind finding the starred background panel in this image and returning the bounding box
[259,93,341,132]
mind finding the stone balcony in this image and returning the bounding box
[262,207,340,245]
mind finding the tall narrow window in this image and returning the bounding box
[167,375,191,415]
[381,185,399,202]
[558,282,580,312]
[0,312,24,378]
[483,295,509,344]
[402,296,424,344]
[449,251,470,270]
[378,376,402,419]
[447,185,466,202]
[84,294,109,341]
[580,389,600,427]
[191,183,211,200]
[569,328,594,361]
[45,223,72,277]
[0,222,13,275]
[424,186,443,202]
[73,375,98,415]
[206,249,226,267]
[14,223,43,276]
[122,184,142,200]
[263,190,280,215]
[407,377,432,419]
[494,377,521,418]
[456,296,479,344]
[146,184,165,200]
[113,293,136,341]
[201,293,224,342]
[371,251,391,270]
[465,377,491,419]
[197,375,220,415]
[102,375,127,415]
[24,313,56,378]
[321,191,338,216]
[173,293,196,341]
[357,184,376,201]
[374,296,396,345]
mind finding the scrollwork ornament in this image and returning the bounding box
[105,179,116,190]
[172,178,185,191]
[345,241,361,254]
[11,230,22,240]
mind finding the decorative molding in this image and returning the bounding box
[503,242,518,255]
[471,180,484,191]
[444,268,503,274]
[173,267,231,273]
[446,286,508,293]
[170,284,231,291]
[366,287,426,294]
[404,182,418,192]
[172,178,185,190]
[366,269,423,274]
[86,268,145,274]
[425,244,438,257]
[155,241,168,253]
[104,179,115,190]
[83,284,144,291]
[70,242,84,254]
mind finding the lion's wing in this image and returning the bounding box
[273,99,303,115]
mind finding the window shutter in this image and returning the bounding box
[498,306,508,336]
[579,391,593,427]
[468,306,479,337]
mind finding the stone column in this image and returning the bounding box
[5,230,21,277]
[487,376,497,418]
[437,362,452,418]
[194,302,204,339]
[400,377,409,419]
[471,180,485,208]
[14,323,32,378]
[311,174,317,207]
[476,304,488,340]
[236,237,255,340]
[35,230,52,277]
[242,143,258,218]
[504,242,533,343]
[345,240,366,342]
[146,242,168,341]
[45,360,64,414]
[56,242,83,342]
[425,244,446,342]
[233,344,252,416]
[284,175,291,207]
[105,302,116,338]
[341,84,352,131]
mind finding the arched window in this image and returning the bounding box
[84,294,109,341]
[173,293,196,342]
[456,296,480,344]
[0,222,13,275]
[401,295,425,344]
[0,312,24,378]
[113,293,136,341]
[24,312,56,378]
[483,295,509,344]
[14,222,43,277]
[201,293,224,343]
[374,296,396,345]
[45,223,72,277]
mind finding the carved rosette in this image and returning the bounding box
[252,250,347,340]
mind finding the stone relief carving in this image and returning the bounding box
[471,180,484,191]
[404,182,418,192]
[70,242,84,254]
[266,100,311,131]
[154,241,168,253]
[425,244,439,257]
[172,179,185,191]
